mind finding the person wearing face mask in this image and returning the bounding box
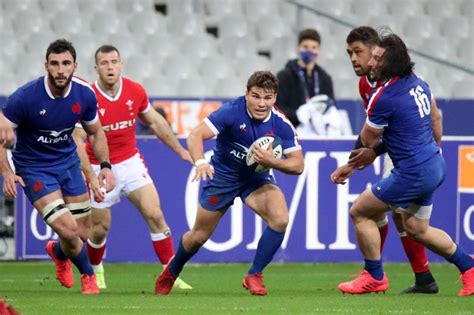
[276,28,335,129]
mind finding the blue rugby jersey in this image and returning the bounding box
[204,96,301,181]
[3,76,98,169]
[366,74,439,170]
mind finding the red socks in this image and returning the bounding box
[86,239,106,266]
[400,234,430,273]
[377,217,389,252]
[151,230,175,265]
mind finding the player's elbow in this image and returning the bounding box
[294,162,304,175]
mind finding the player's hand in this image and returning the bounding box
[180,150,193,165]
[2,171,24,197]
[192,163,214,182]
[330,164,354,185]
[88,175,106,203]
[98,168,115,193]
[348,148,376,170]
[252,142,274,168]
[0,116,15,148]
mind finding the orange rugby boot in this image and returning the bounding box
[155,263,177,295]
[81,274,100,295]
[459,267,474,296]
[46,240,74,288]
[242,273,268,296]
[338,270,389,294]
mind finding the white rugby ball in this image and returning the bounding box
[246,136,283,173]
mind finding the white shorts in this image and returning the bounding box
[91,153,153,209]
[392,204,433,220]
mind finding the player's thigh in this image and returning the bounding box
[400,210,429,235]
[127,182,161,218]
[351,188,389,218]
[191,204,226,237]
[90,207,112,228]
[33,190,78,235]
[244,184,288,225]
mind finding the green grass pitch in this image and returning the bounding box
[0,262,472,314]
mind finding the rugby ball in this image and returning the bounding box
[246,136,283,173]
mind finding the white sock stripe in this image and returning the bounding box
[376,217,389,228]
[87,238,107,248]
[151,229,172,241]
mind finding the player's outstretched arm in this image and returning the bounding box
[187,122,216,182]
[0,113,15,148]
[430,97,442,146]
[140,109,192,164]
[82,120,115,193]
[72,127,105,202]
[0,146,24,197]
[360,123,384,149]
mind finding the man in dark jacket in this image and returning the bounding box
[276,28,334,128]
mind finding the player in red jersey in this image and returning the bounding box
[72,45,192,290]
[332,26,442,294]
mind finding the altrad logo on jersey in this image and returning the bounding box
[37,127,73,144]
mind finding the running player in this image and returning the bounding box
[155,71,304,296]
[0,39,114,295]
[72,45,192,290]
[333,33,474,296]
[335,26,442,293]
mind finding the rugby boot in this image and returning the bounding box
[95,269,107,289]
[242,273,268,296]
[338,270,389,294]
[400,282,438,294]
[46,240,74,288]
[81,274,100,295]
[459,267,474,296]
[155,263,177,295]
[173,277,192,290]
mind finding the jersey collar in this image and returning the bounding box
[95,77,123,102]
[44,75,72,99]
[364,75,379,88]
[246,107,272,122]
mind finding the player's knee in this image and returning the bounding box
[189,229,211,248]
[91,223,109,240]
[268,213,288,232]
[349,205,363,222]
[403,221,427,240]
[147,208,165,226]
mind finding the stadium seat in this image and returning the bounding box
[24,32,58,53]
[106,34,145,60]
[235,55,271,78]
[116,0,155,15]
[440,16,470,40]
[178,77,213,98]
[123,55,157,81]
[180,34,218,59]
[1,34,25,59]
[368,16,401,34]
[16,53,45,83]
[39,0,79,16]
[199,55,235,80]
[145,34,179,59]
[2,0,40,15]
[461,0,474,18]
[12,10,50,35]
[217,15,250,39]
[269,35,297,62]
[167,13,206,36]
[458,41,474,68]
[403,16,436,40]
[218,35,258,59]
[420,38,451,60]
[299,12,331,37]
[128,12,167,36]
[387,0,424,18]
[0,73,19,96]
[335,78,359,99]
[243,0,280,24]
[453,79,474,98]
[161,54,199,80]
[77,0,116,15]
[90,13,130,37]
[426,0,461,19]
[305,0,352,17]
[278,1,298,29]
[412,60,437,83]
[213,76,245,98]
[68,34,99,61]
[351,0,388,17]
[157,0,199,17]
[50,12,89,36]
[204,0,244,18]
[255,16,292,51]
[142,75,178,97]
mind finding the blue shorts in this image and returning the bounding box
[199,174,276,211]
[17,160,88,203]
[372,153,446,209]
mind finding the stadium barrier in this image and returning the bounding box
[16,137,474,262]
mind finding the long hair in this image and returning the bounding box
[378,33,414,79]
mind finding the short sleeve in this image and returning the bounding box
[2,91,24,127]
[275,112,301,155]
[204,103,234,135]
[138,84,151,114]
[366,90,392,129]
[80,89,99,125]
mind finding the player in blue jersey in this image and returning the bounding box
[332,33,474,296]
[0,39,115,295]
[0,113,15,147]
[155,71,304,296]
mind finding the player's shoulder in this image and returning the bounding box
[122,77,147,94]
[8,77,44,105]
[271,107,296,131]
[71,76,96,96]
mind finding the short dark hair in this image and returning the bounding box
[346,26,379,47]
[378,33,414,79]
[247,71,278,93]
[94,45,121,64]
[298,28,321,45]
[46,39,76,62]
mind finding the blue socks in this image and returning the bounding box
[169,237,198,277]
[53,241,68,261]
[364,259,384,280]
[447,245,474,273]
[248,227,285,275]
[70,243,94,276]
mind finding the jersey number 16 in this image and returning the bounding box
[409,85,431,118]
